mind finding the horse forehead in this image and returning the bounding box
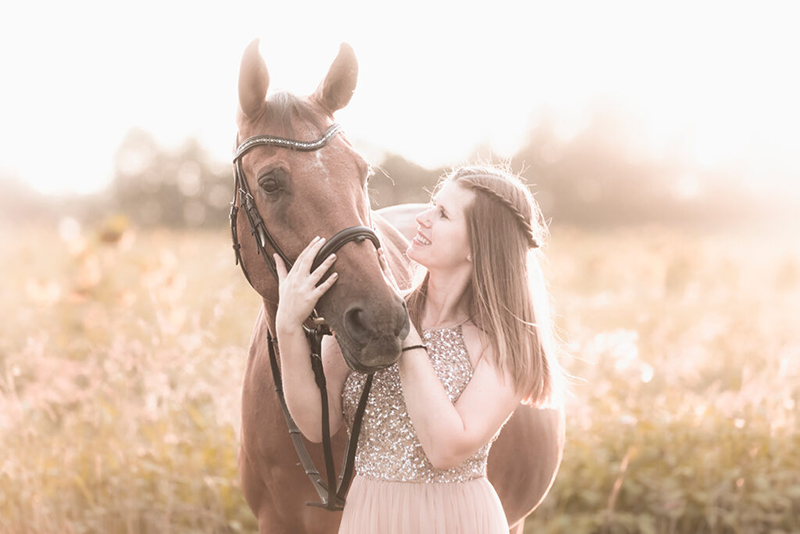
[235,106,366,194]
[312,151,331,181]
[292,149,368,214]
[292,150,364,206]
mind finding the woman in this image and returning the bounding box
[274,164,561,533]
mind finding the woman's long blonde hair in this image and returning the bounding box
[406,164,562,408]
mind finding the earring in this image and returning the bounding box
[467,253,472,262]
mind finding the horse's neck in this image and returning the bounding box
[372,210,414,290]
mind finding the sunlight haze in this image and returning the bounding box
[1,0,798,196]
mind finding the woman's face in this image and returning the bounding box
[407,180,474,271]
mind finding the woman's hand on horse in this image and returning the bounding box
[274,236,338,328]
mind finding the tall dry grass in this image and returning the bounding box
[1,218,798,533]
[526,224,800,534]
[0,218,261,533]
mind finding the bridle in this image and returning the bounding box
[230,122,378,511]
[230,123,379,289]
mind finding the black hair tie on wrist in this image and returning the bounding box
[401,344,427,353]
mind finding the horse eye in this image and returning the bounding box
[259,178,281,194]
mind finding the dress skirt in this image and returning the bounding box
[339,474,509,534]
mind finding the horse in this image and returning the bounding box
[231,40,566,534]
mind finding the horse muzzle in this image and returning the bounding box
[333,296,410,373]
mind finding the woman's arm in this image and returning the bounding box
[374,250,519,469]
[274,236,349,443]
[274,320,350,443]
[398,326,521,470]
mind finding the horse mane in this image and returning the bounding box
[265,92,328,138]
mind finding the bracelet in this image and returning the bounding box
[401,344,427,353]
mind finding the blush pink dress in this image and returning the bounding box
[339,325,508,533]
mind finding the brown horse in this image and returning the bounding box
[232,40,566,534]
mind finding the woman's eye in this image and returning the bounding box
[438,208,447,219]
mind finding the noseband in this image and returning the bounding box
[229,123,378,511]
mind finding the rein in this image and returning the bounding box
[230,123,376,511]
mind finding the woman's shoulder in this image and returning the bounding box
[460,322,490,370]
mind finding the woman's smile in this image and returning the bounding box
[413,231,432,246]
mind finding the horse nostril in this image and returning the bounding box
[343,299,408,355]
[344,306,370,342]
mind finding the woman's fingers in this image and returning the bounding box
[309,252,337,284]
[274,254,288,282]
[313,270,339,298]
[279,238,337,290]
[274,237,340,326]
[295,236,327,271]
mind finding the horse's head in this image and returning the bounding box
[233,40,408,372]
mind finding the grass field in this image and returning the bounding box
[1,218,798,533]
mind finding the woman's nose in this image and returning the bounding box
[415,207,432,227]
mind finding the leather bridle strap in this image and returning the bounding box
[234,123,342,159]
[311,226,381,271]
[267,328,372,510]
[230,123,379,511]
[336,368,372,502]
[231,125,344,285]
[230,123,379,288]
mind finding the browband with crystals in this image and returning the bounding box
[234,123,342,161]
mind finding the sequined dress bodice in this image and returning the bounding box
[342,325,492,483]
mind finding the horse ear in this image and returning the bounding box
[238,39,270,120]
[314,43,358,114]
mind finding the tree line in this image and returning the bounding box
[0,111,785,230]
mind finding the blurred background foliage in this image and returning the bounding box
[1,105,793,231]
[0,114,798,533]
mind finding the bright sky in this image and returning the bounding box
[1,0,798,196]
